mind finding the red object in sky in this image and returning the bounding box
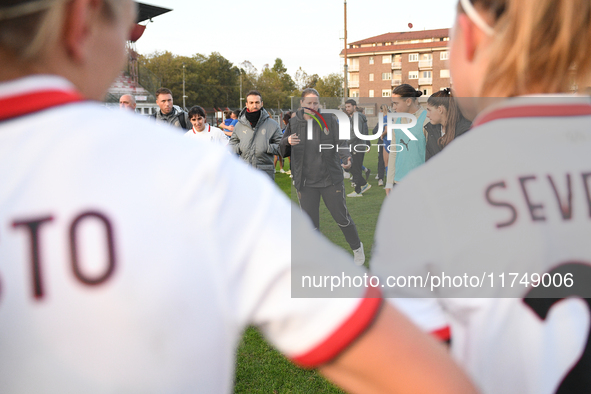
[130,24,146,42]
[408,23,413,29]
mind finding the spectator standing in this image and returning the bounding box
[344,99,371,197]
[385,85,429,195]
[119,94,136,111]
[280,89,366,266]
[274,111,292,174]
[229,91,283,179]
[219,109,239,138]
[373,104,389,186]
[424,88,472,161]
[153,87,190,131]
[185,106,228,145]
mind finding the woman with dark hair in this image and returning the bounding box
[424,88,472,160]
[385,84,429,195]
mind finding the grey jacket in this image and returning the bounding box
[153,105,190,131]
[229,108,282,179]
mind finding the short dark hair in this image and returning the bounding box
[345,99,357,106]
[301,88,319,98]
[155,87,173,99]
[246,90,262,101]
[233,109,241,117]
[188,106,206,118]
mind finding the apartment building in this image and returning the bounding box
[341,28,451,98]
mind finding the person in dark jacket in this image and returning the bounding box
[229,90,283,179]
[280,89,366,266]
[425,88,472,161]
[152,87,190,131]
[344,99,371,197]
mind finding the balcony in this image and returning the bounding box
[348,80,360,88]
[418,59,433,69]
[391,79,402,86]
[348,65,359,72]
[419,77,433,85]
[391,61,402,69]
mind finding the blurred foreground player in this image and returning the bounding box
[0,0,477,393]
[371,0,591,393]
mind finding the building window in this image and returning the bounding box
[422,71,432,78]
[382,89,391,97]
[440,51,449,60]
[369,73,374,81]
[382,55,392,64]
[409,53,419,62]
[351,90,359,98]
[440,69,450,78]
[365,107,375,115]
[369,89,374,98]
[382,72,392,80]
[409,71,419,79]
[369,56,374,65]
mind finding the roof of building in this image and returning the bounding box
[340,41,449,56]
[348,28,450,46]
[136,2,172,23]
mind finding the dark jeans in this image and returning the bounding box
[298,183,361,250]
[350,152,367,193]
[377,137,385,180]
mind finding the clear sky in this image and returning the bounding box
[136,0,459,78]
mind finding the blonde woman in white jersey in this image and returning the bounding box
[371,0,591,393]
[0,0,478,393]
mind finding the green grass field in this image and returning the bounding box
[234,147,386,393]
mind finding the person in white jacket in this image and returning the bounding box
[185,105,228,146]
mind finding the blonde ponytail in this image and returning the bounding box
[0,0,122,61]
[467,0,591,95]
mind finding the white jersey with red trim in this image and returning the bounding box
[0,76,381,393]
[185,124,228,145]
[371,96,591,394]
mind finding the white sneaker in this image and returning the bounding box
[279,169,286,173]
[375,174,379,180]
[286,170,291,175]
[347,191,363,197]
[378,179,384,186]
[353,242,365,266]
[351,182,356,188]
[359,183,372,194]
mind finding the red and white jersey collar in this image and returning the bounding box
[472,95,591,128]
[192,124,211,134]
[0,75,84,122]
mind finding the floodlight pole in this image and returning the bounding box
[344,0,348,100]
[182,63,187,110]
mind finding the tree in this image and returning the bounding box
[140,52,241,109]
[316,73,344,98]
